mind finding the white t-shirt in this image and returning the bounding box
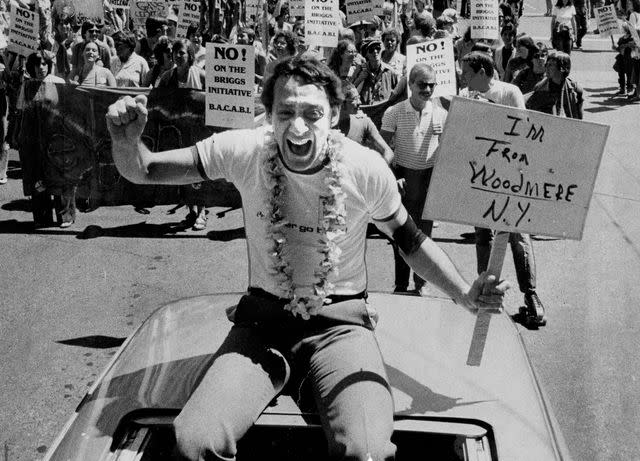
[459,80,526,109]
[196,127,401,297]
[553,5,576,25]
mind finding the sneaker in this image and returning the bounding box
[0,177,6,185]
[181,211,197,226]
[192,210,208,231]
[616,89,627,96]
[524,291,546,326]
[60,220,74,228]
[413,285,430,297]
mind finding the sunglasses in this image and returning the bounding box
[414,81,436,90]
[533,53,548,59]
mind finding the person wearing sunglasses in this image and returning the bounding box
[69,20,112,82]
[513,42,549,94]
[380,63,448,295]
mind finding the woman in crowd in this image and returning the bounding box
[187,26,206,69]
[550,0,577,54]
[143,38,173,88]
[381,29,406,75]
[513,42,549,94]
[21,51,69,226]
[493,24,517,80]
[503,35,537,83]
[327,39,360,84]
[264,30,297,82]
[157,39,208,231]
[111,31,150,87]
[525,51,583,119]
[77,42,117,86]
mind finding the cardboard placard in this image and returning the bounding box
[595,5,621,36]
[111,0,131,9]
[8,4,39,57]
[406,37,456,97]
[130,0,168,28]
[470,0,498,40]
[290,0,305,17]
[175,0,200,38]
[305,0,339,48]
[345,0,373,23]
[205,43,255,129]
[70,0,105,19]
[423,97,609,240]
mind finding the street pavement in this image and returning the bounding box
[2,11,640,461]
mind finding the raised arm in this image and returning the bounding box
[374,206,509,310]
[106,95,206,185]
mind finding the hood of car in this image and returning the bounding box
[46,292,571,461]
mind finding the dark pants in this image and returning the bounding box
[392,166,433,290]
[173,294,395,461]
[552,27,573,54]
[474,228,536,294]
[575,7,588,47]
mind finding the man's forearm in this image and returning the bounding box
[112,138,154,184]
[403,238,471,304]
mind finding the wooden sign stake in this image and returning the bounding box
[466,231,508,366]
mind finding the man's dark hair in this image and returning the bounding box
[145,16,169,37]
[172,39,195,66]
[461,51,495,78]
[112,31,137,51]
[417,14,437,38]
[547,50,571,77]
[238,26,256,44]
[261,55,344,114]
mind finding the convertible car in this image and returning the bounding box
[44,292,572,460]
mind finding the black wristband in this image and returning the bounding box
[393,215,427,255]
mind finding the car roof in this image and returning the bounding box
[46,292,571,461]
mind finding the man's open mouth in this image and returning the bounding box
[287,139,312,156]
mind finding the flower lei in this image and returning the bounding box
[263,130,347,319]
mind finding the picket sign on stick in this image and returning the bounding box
[466,231,508,366]
[423,97,609,366]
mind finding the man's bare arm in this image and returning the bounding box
[106,95,206,185]
[374,206,509,310]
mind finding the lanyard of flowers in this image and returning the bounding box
[263,130,347,319]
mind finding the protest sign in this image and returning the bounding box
[424,97,609,240]
[8,4,39,57]
[595,5,621,36]
[305,0,339,48]
[345,0,373,23]
[0,12,9,49]
[175,0,200,38]
[470,0,499,40]
[206,43,255,129]
[130,0,168,28]
[406,37,456,97]
[290,0,305,16]
[70,0,105,19]
[111,0,131,8]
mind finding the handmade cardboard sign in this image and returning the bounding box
[175,0,200,38]
[595,5,621,36]
[305,0,339,48]
[130,0,168,28]
[406,37,456,97]
[345,0,383,23]
[470,0,498,40]
[290,0,305,16]
[111,0,131,9]
[70,0,105,19]
[424,97,609,240]
[206,43,255,128]
[8,4,39,57]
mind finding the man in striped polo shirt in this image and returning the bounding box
[380,63,448,295]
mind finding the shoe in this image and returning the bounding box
[413,285,430,297]
[192,210,208,231]
[181,211,197,226]
[523,291,546,327]
[0,177,6,185]
[432,221,439,228]
[60,220,74,228]
[616,89,627,96]
[628,93,640,102]
[593,29,599,34]
[393,286,409,294]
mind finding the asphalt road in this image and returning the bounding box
[2,10,640,461]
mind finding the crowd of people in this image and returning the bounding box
[0,0,634,319]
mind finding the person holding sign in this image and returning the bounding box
[381,63,448,295]
[106,54,509,461]
[459,51,546,325]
